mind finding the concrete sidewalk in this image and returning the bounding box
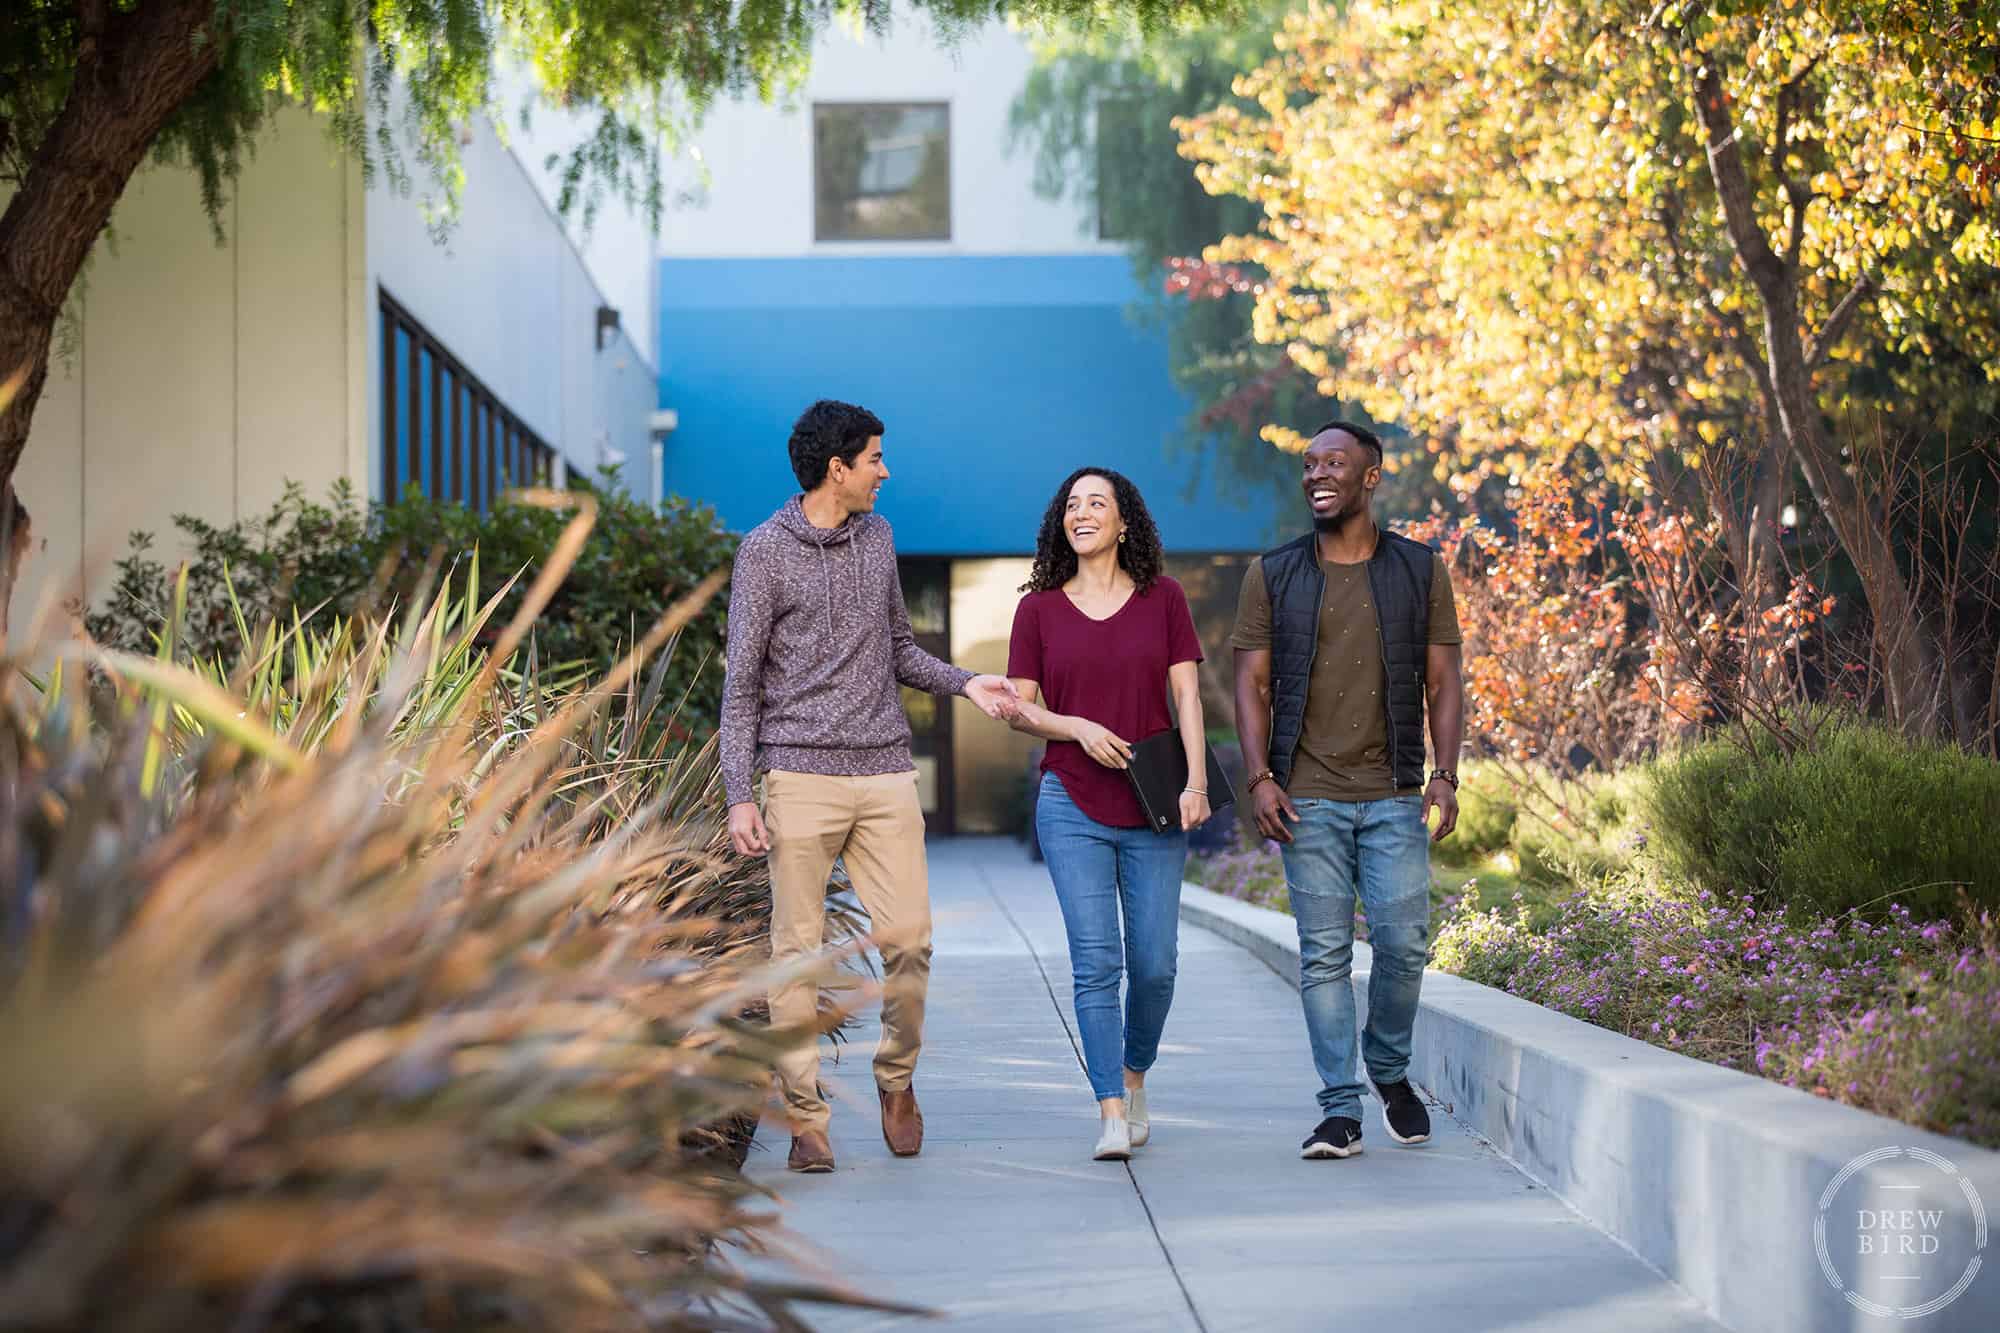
[747,838,1723,1332]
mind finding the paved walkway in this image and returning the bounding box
[748,838,1723,1332]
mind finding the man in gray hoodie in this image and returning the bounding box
[722,399,1019,1173]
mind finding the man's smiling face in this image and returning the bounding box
[833,436,889,514]
[1301,428,1380,523]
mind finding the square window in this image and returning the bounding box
[814,103,950,242]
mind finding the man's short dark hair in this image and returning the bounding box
[1311,418,1385,467]
[789,399,886,491]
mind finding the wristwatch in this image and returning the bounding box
[1429,769,1459,790]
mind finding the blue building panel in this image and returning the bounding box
[656,255,1283,555]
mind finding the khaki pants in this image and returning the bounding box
[764,769,932,1133]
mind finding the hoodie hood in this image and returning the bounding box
[776,494,865,632]
[776,494,859,547]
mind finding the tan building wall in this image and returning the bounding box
[12,106,367,632]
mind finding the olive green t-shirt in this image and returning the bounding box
[1231,547,1461,801]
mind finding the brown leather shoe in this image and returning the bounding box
[880,1086,924,1157]
[788,1130,835,1173]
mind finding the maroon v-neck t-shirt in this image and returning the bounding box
[1007,577,1205,828]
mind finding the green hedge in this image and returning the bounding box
[87,478,739,732]
[1640,712,2000,920]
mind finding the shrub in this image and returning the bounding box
[1403,474,1665,783]
[86,476,738,733]
[1508,767,1647,887]
[1641,711,2000,920]
[2,502,871,1330]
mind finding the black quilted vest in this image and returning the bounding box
[1262,529,1434,792]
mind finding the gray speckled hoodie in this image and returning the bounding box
[719,496,972,806]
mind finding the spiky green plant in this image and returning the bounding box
[0,493,889,1331]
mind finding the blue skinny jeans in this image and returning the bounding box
[1035,772,1188,1101]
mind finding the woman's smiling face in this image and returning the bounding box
[1064,474,1123,557]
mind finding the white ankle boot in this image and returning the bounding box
[1093,1115,1133,1161]
[1126,1086,1150,1147]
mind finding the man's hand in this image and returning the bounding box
[964,674,1022,721]
[1252,778,1300,844]
[1071,719,1133,770]
[1179,789,1213,832]
[728,802,771,857]
[1422,778,1459,844]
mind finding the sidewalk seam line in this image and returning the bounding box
[979,858,1212,1333]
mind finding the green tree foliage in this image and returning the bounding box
[0,0,1239,619]
[1008,5,1344,532]
[1178,0,2000,735]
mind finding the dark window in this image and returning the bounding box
[379,290,555,507]
[895,559,955,830]
[814,103,951,242]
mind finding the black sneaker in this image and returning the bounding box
[1300,1116,1364,1159]
[1368,1075,1432,1145]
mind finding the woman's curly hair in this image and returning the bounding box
[1021,467,1166,594]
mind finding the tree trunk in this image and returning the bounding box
[1774,327,1948,730]
[1690,64,1950,738]
[0,0,224,629]
[0,487,26,639]
[1690,427,1794,706]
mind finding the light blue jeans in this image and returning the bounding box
[1279,796,1432,1120]
[1035,773,1188,1101]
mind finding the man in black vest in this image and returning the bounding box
[1231,420,1464,1159]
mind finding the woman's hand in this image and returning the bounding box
[1179,789,1212,832]
[1070,719,1132,769]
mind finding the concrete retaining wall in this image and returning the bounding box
[1180,883,2000,1333]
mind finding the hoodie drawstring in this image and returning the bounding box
[818,543,834,634]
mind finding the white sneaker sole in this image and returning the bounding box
[1094,1145,1134,1161]
[1300,1139,1362,1160]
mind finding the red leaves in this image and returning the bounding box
[1162,256,1257,301]
[1432,473,1656,772]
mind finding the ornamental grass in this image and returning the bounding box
[0,493,882,1330]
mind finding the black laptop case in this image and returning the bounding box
[1123,729,1238,834]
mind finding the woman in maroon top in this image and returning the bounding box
[1006,467,1209,1161]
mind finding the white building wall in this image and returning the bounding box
[492,60,660,367]
[662,15,1108,258]
[365,83,658,494]
[12,105,365,626]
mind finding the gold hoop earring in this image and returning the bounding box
[1118,532,1127,544]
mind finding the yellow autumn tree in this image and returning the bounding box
[1178,0,2000,739]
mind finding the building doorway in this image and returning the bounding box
[897,558,955,832]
